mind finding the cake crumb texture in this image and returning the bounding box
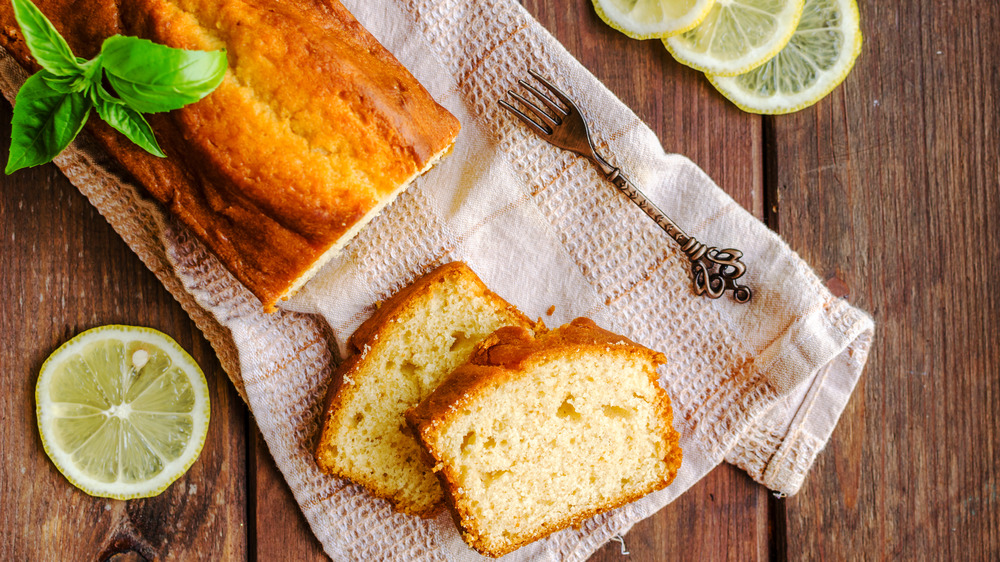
[314,262,537,517]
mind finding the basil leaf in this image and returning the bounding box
[92,88,166,158]
[101,35,227,113]
[11,0,83,76]
[6,71,91,174]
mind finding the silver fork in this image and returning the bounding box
[499,69,752,303]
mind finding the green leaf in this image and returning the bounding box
[92,88,166,158]
[6,71,92,174]
[11,0,83,76]
[43,57,105,94]
[101,35,227,114]
[42,72,88,94]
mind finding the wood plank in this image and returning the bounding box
[521,2,771,561]
[771,0,1000,558]
[590,464,771,561]
[251,426,327,561]
[0,104,249,560]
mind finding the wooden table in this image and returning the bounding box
[2,1,998,559]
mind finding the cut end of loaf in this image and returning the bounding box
[273,140,458,310]
[407,319,682,557]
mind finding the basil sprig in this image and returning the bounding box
[5,0,227,174]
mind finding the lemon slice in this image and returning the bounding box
[593,0,717,39]
[36,325,210,499]
[707,0,862,114]
[664,0,805,76]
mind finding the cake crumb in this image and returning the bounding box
[546,305,556,316]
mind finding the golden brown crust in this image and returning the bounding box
[0,0,460,311]
[406,318,681,557]
[471,317,664,369]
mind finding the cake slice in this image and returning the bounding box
[314,262,538,516]
[405,318,683,557]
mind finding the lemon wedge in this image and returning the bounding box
[593,0,717,39]
[664,0,805,76]
[36,325,210,499]
[707,0,862,114]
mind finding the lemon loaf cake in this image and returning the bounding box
[314,262,538,517]
[406,318,683,557]
[0,0,461,310]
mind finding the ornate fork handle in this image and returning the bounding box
[599,160,752,303]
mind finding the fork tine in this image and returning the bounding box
[508,91,560,128]
[518,79,569,117]
[527,69,578,113]
[498,99,551,136]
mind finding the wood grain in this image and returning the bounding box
[2,0,999,559]
[769,0,1000,559]
[0,103,248,560]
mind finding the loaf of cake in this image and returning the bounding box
[314,262,539,517]
[0,0,461,310]
[406,318,683,557]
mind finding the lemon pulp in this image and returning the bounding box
[594,0,717,39]
[664,0,805,76]
[36,325,210,499]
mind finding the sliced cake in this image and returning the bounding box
[406,318,683,557]
[314,262,538,516]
